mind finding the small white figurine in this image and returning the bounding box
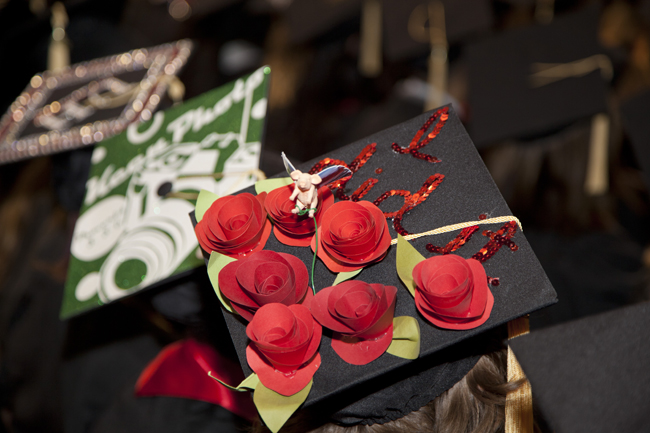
[289,170,322,217]
[281,152,352,219]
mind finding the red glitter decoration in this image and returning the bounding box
[471,221,519,263]
[373,174,445,235]
[309,143,378,202]
[478,214,487,220]
[375,168,383,174]
[488,277,500,286]
[391,107,448,163]
[426,225,480,254]
[351,178,379,201]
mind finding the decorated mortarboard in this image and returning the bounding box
[382,0,493,61]
[509,301,650,433]
[0,40,193,165]
[467,5,610,147]
[60,66,270,319]
[188,105,557,431]
[621,89,650,192]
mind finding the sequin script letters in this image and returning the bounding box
[391,107,448,163]
[309,147,445,235]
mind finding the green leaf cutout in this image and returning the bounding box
[254,379,313,433]
[195,189,220,222]
[386,316,421,360]
[208,371,259,392]
[395,235,426,297]
[207,252,238,314]
[332,268,362,286]
[255,177,293,195]
[238,373,261,391]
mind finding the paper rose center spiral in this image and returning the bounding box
[312,201,392,273]
[310,280,397,365]
[246,303,322,396]
[412,254,494,330]
[195,192,272,258]
[218,250,313,321]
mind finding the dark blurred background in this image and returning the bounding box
[1,0,650,431]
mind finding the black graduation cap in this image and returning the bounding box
[467,5,610,147]
[621,89,650,192]
[509,301,650,433]
[194,105,557,427]
[383,0,493,61]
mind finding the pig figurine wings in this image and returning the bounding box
[281,152,352,218]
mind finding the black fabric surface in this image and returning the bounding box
[621,89,650,192]
[383,0,493,61]
[467,5,609,147]
[285,0,362,44]
[510,301,650,433]
[207,106,557,422]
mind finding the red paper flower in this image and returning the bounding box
[412,254,494,330]
[265,185,334,247]
[246,303,322,396]
[311,201,392,273]
[310,281,397,365]
[218,250,313,321]
[195,192,272,258]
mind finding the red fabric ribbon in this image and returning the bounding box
[135,338,256,420]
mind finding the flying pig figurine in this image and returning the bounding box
[281,152,352,218]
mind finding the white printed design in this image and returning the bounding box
[71,69,266,303]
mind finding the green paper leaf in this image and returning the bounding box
[196,189,220,222]
[332,268,362,286]
[255,177,293,194]
[395,235,426,297]
[238,373,261,390]
[208,372,259,392]
[207,252,238,314]
[254,379,313,433]
[386,316,421,360]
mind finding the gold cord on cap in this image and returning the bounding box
[506,317,533,433]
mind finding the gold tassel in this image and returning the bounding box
[48,2,70,72]
[506,316,534,433]
[584,113,610,196]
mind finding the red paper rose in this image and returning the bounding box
[265,185,334,246]
[412,254,494,330]
[218,250,313,321]
[246,303,322,396]
[195,192,272,258]
[311,201,392,273]
[310,281,397,365]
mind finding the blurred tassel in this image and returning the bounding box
[424,1,447,111]
[359,0,382,78]
[535,0,554,24]
[48,2,70,72]
[584,113,610,196]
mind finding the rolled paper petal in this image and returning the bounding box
[218,251,310,321]
[330,325,394,365]
[266,185,334,247]
[247,346,321,397]
[196,192,272,258]
[310,281,397,365]
[412,254,493,330]
[246,304,322,396]
[312,201,391,273]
